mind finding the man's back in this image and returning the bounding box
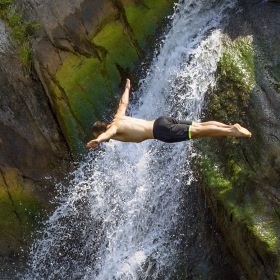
[109,116,155,143]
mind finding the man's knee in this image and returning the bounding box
[190,125,202,138]
[191,122,200,127]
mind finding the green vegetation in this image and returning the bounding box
[207,35,255,124]
[53,18,139,153]
[124,0,174,50]
[0,168,45,256]
[17,40,32,74]
[194,34,280,275]
[54,55,114,153]
[0,185,44,239]
[220,35,255,91]
[198,154,279,254]
[0,0,12,15]
[0,0,41,74]
[51,0,175,154]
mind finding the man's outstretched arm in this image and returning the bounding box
[86,126,117,151]
[115,79,131,117]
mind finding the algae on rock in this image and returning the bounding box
[195,30,280,279]
[207,35,255,124]
[33,0,175,155]
[0,0,176,267]
[0,166,45,257]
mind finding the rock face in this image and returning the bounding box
[1,0,280,277]
[29,0,175,154]
[0,0,175,263]
[0,48,71,260]
[195,0,280,278]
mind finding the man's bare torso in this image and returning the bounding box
[110,116,155,143]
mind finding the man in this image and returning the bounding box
[86,79,251,151]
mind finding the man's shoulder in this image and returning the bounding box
[108,118,125,129]
[112,115,132,123]
[110,116,134,132]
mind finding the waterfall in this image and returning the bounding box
[23,0,237,279]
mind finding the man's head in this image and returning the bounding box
[92,121,108,138]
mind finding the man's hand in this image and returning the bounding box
[125,78,130,90]
[86,139,100,151]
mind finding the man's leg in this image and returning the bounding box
[190,122,251,138]
[192,121,232,128]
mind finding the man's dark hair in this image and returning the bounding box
[92,121,108,135]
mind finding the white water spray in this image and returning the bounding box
[23,0,237,279]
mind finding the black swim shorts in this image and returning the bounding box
[153,116,193,143]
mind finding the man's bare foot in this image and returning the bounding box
[232,124,252,137]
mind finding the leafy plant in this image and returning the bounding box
[0,0,41,74]
[0,0,12,17]
[17,40,32,75]
[7,8,41,44]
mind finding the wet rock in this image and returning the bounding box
[0,0,176,265]
[31,0,175,154]
[195,0,280,278]
[0,52,71,261]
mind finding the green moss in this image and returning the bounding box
[206,169,231,192]
[251,220,279,253]
[57,56,101,117]
[124,4,157,50]
[55,54,118,153]
[124,0,174,50]
[207,35,256,124]
[51,83,88,154]
[0,0,12,10]
[198,154,280,255]
[0,0,41,76]
[0,0,12,20]
[197,32,280,275]
[220,35,255,91]
[199,156,232,196]
[16,40,32,75]
[49,0,176,155]
[0,184,44,249]
[104,56,122,93]
[92,20,138,70]
[2,190,42,232]
[54,20,138,154]
[6,7,41,44]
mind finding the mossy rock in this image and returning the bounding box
[0,167,45,258]
[195,148,280,277]
[123,0,174,50]
[207,35,255,124]
[195,33,280,278]
[48,0,175,155]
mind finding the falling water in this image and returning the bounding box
[23,0,237,279]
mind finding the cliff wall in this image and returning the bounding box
[1,0,280,278]
[0,0,175,262]
[195,0,280,278]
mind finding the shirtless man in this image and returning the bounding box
[86,79,251,151]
